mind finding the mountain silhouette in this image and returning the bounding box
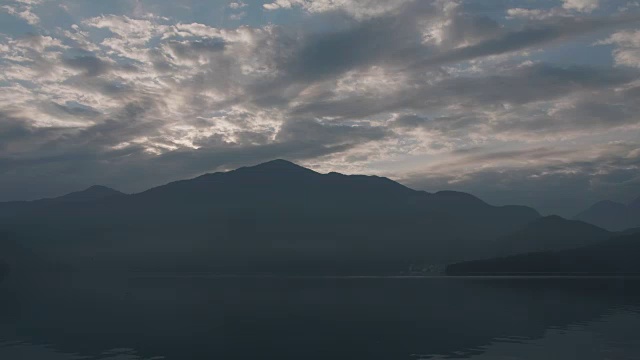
[621,227,640,236]
[0,260,7,281]
[49,185,124,203]
[490,215,611,257]
[0,159,546,273]
[574,198,640,231]
[0,185,123,219]
[447,232,640,275]
[0,230,44,279]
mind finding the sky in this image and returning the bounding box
[0,0,639,216]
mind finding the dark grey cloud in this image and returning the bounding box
[277,118,388,144]
[62,55,111,76]
[257,4,639,97]
[48,102,102,118]
[0,111,74,157]
[391,113,484,136]
[393,114,430,128]
[293,63,640,129]
[0,100,161,173]
[449,147,577,165]
[439,64,637,105]
[492,83,640,135]
[166,37,226,59]
[246,1,501,106]
[284,15,416,82]
[413,15,640,69]
[0,117,41,153]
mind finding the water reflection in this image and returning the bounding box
[0,342,160,360]
[1,276,639,360]
[418,307,640,359]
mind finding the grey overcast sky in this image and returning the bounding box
[1,0,639,216]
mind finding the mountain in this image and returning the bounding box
[574,198,640,231]
[0,159,541,274]
[0,185,123,219]
[0,230,45,278]
[621,227,640,236]
[0,260,7,281]
[48,185,124,203]
[446,232,640,275]
[489,215,611,257]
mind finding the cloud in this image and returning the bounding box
[562,0,599,13]
[276,118,388,144]
[62,55,113,76]
[164,37,226,59]
[293,63,639,129]
[1,0,41,25]
[263,0,412,20]
[229,12,246,20]
[228,1,248,20]
[414,15,640,69]
[596,30,640,68]
[229,1,247,9]
[506,7,571,20]
[82,15,169,62]
[248,1,507,105]
[507,0,606,21]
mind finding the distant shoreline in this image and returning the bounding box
[17,271,640,279]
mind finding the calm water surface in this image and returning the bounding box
[1,275,639,359]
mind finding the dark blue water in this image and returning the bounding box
[1,275,639,359]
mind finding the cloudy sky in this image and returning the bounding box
[1,0,639,216]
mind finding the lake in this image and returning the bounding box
[1,275,639,359]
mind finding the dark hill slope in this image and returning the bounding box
[447,232,640,275]
[0,185,123,219]
[0,230,45,277]
[490,215,611,257]
[0,262,7,282]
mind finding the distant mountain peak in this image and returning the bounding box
[238,159,317,173]
[261,159,297,166]
[433,190,487,205]
[84,185,119,192]
[574,198,640,232]
[591,200,627,209]
[55,185,123,202]
[538,214,564,222]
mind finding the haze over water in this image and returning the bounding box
[2,275,640,360]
